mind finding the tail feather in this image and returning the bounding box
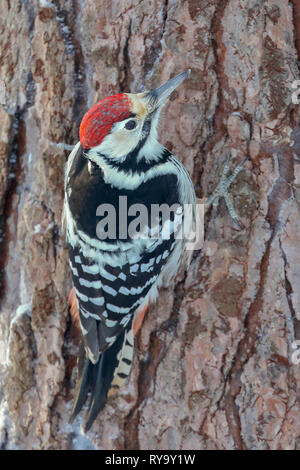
[70,324,134,431]
[108,327,134,396]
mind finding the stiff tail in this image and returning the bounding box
[69,325,134,432]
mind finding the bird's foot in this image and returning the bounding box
[205,155,249,229]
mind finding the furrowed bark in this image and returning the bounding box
[0,0,300,450]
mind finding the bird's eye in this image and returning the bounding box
[125,119,137,130]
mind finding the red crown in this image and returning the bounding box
[79,93,132,149]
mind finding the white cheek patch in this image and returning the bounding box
[93,122,142,160]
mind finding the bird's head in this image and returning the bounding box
[79,70,190,160]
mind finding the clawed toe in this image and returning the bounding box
[205,154,249,229]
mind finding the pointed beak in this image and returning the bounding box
[145,70,191,112]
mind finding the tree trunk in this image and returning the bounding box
[0,0,300,450]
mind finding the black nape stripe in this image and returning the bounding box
[100,147,171,174]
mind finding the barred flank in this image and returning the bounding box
[108,327,134,396]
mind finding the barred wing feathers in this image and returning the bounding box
[65,144,195,430]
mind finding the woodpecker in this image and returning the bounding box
[64,70,197,431]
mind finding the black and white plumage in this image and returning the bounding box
[64,70,196,431]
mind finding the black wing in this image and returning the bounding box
[66,147,181,362]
